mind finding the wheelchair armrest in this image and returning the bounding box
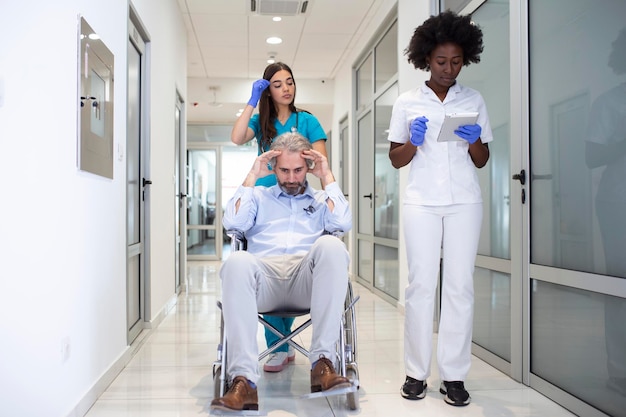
[226,229,247,251]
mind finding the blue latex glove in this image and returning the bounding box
[247,79,270,107]
[454,124,482,144]
[409,116,429,147]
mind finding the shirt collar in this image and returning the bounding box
[420,80,462,96]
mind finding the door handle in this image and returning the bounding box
[142,178,152,187]
[532,173,552,181]
[362,193,373,199]
[512,169,526,185]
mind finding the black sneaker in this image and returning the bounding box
[440,381,470,406]
[401,376,427,400]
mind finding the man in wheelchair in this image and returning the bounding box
[211,132,352,412]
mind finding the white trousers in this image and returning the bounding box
[219,235,349,384]
[403,203,482,382]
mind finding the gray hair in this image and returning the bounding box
[269,132,314,169]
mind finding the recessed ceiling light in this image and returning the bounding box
[272,16,282,22]
[266,36,282,45]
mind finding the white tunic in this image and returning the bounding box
[387,82,493,205]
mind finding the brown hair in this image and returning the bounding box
[258,62,298,150]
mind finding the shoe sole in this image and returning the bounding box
[439,387,470,406]
[400,387,426,400]
[263,356,289,372]
[311,381,352,393]
[210,403,259,411]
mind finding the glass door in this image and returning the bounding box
[354,20,400,302]
[126,16,147,344]
[527,1,626,415]
[174,94,184,293]
[447,0,518,377]
[186,147,220,260]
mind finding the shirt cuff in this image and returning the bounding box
[235,185,254,198]
[324,182,343,197]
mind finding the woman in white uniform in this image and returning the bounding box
[387,11,492,407]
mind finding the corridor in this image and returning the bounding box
[85,261,576,416]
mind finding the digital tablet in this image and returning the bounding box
[436,112,479,142]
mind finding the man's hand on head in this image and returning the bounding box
[244,150,282,187]
[302,149,335,186]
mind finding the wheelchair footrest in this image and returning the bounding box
[300,384,358,399]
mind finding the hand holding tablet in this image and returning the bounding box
[436,112,479,142]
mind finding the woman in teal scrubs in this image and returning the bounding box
[231,62,328,372]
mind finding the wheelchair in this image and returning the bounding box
[212,230,360,411]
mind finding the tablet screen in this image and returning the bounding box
[436,112,479,142]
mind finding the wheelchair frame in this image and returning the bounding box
[212,231,360,410]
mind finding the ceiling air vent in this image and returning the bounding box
[251,0,309,16]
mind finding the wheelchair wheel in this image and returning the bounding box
[213,365,222,399]
[213,365,229,399]
[346,365,359,410]
[343,283,358,364]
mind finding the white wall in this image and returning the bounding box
[0,0,186,415]
[329,0,433,308]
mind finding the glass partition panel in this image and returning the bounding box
[473,267,511,361]
[460,1,511,260]
[529,0,626,278]
[127,120,140,245]
[440,0,473,13]
[358,112,374,236]
[357,53,373,111]
[374,83,399,239]
[187,149,217,256]
[375,21,397,92]
[374,244,399,300]
[358,240,373,286]
[531,280,626,416]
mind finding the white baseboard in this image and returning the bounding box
[67,293,178,417]
[67,347,132,417]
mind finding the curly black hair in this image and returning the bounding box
[608,27,626,75]
[405,10,484,70]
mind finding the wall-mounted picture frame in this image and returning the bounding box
[78,16,114,179]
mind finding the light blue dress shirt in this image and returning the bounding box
[223,181,351,258]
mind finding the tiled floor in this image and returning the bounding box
[85,261,576,416]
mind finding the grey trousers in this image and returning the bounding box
[219,235,349,384]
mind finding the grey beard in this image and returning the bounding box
[279,182,305,195]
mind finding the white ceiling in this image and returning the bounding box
[177,0,386,125]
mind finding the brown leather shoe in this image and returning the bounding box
[210,376,258,411]
[310,355,351,392]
